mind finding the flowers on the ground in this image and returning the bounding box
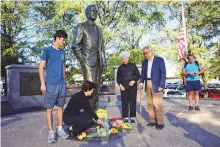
[86,109,132,138]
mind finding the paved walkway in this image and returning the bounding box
[1,99,220,147]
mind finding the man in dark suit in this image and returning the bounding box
[139,46,166,130]
[71,5,107,90]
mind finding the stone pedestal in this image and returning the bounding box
[6,64,44,110]
[1,101,14,116]
[5,64,126,112]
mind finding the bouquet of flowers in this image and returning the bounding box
[110,118,132,130]
[96,109,110,136]
[86,109,132,138]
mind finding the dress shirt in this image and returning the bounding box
[147,56,154,78]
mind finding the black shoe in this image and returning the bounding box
[188,106,193,111]
[124,118,129,123]
[68,128,74,137]
[155,124,164,130]
[147,122,157,127]
[130,118,135,123]
[195,105,200,111]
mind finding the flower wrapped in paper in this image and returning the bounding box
[96,109,110,136]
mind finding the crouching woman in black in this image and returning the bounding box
[63,80,105,139]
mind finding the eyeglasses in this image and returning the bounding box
[143,51,150,55]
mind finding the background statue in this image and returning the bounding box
[71,5,107,109]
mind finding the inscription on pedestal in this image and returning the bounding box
[20,72,42,96]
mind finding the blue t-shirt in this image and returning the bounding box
[41,46,65,84]
[182,61,201,81]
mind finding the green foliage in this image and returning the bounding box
[105,53,121,81]
[109,1,165,51]
[1,1,219,84]
[189,1,220,41]
[66,67,81,85]
[187,1,220,81]
[30,1,84,66]
[208,43,220,78]
[165,1,220,82]
[1,1,32,77]
[129,49,144,64]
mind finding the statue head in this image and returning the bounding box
[85,5,98,21]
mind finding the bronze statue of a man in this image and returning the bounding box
[71,5,107,90]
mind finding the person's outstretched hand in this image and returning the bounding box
[97,119,105,127]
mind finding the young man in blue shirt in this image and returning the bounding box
[182,54,204,111]
[39,30,69,143]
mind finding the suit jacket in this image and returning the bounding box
[71,21,107,68]
[140,56,166,93]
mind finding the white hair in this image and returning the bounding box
[143,46,152,51]
[119,51,130,58]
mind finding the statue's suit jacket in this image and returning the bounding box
[71,21,107,69]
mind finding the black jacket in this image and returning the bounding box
[117,62,140,90]
[63,91,98,120]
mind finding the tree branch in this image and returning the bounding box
[107,1,120,27]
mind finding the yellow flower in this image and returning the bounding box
[110,128,118,134]
[96,109,108,119]
[122,123,132,129]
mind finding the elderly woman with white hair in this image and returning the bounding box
[117,51,140,123]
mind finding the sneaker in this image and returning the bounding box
[147,122,157,127]
[155,124,164,130]
[48,131,56,143]
[57,128,69,139]
[188,106,193,111]
[130,118,135,123]
[124,118,129,123]
[195,105,200,111]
